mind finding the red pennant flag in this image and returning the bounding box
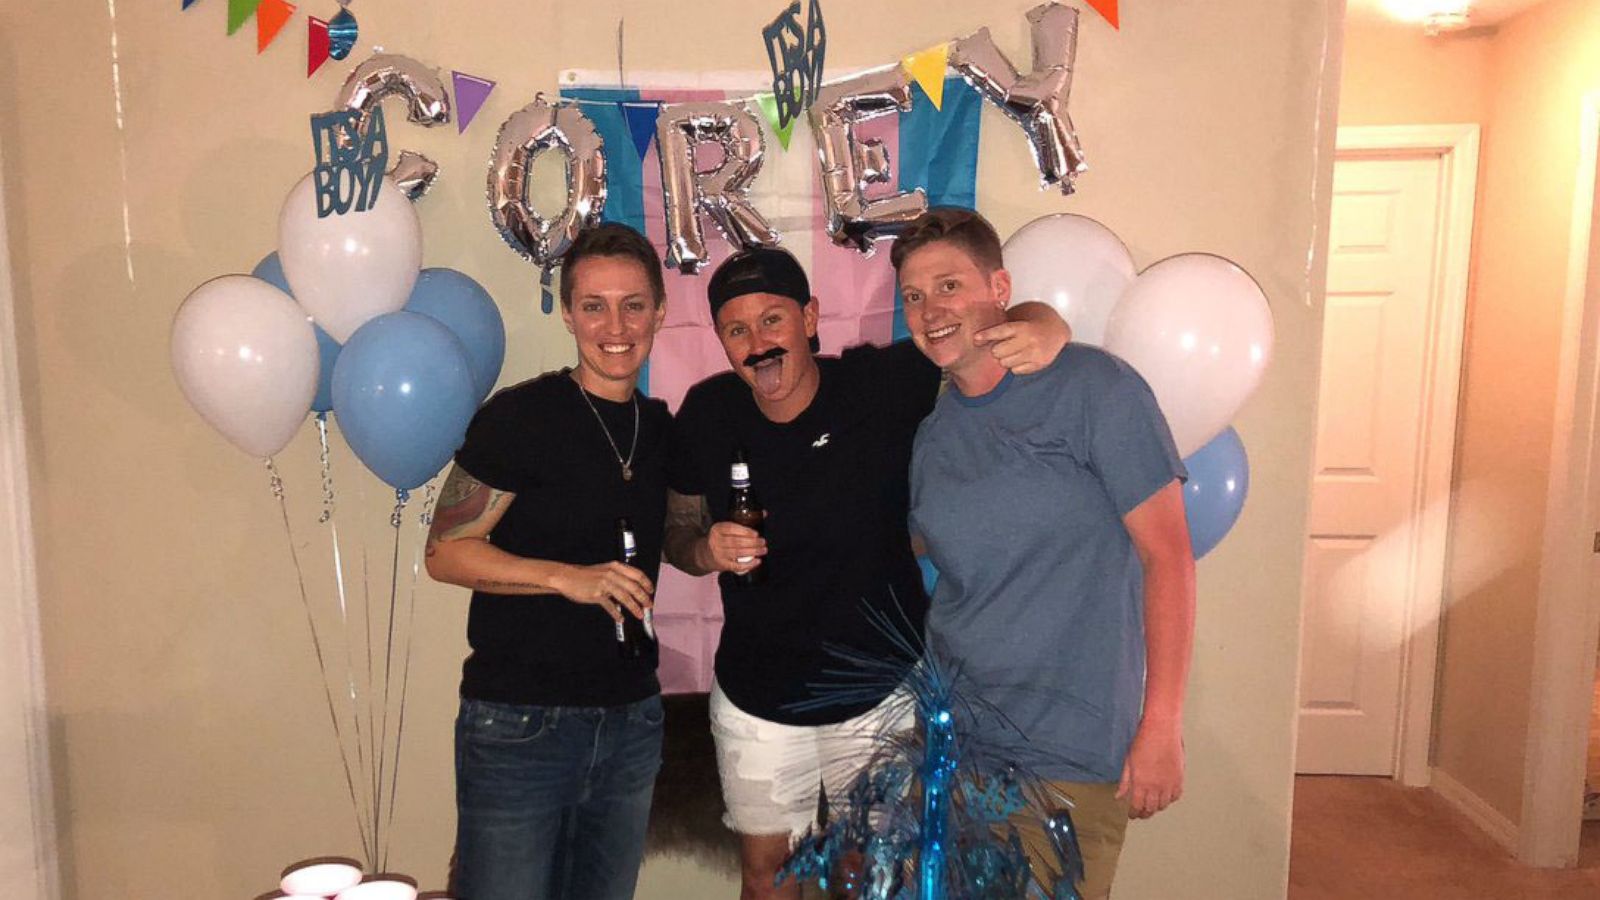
[1086,0,1119,29]
[256,0,295,53]
[307,16,330,77]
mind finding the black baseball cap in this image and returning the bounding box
[707,247,811,320]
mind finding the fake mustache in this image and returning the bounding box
[743,347,788,369]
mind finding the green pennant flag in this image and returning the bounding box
[227,0,262,35]
[753,92,796,152]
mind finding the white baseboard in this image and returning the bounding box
[1430,766,1520,853]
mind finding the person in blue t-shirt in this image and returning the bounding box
[894,208,1197,900]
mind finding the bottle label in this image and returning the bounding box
[730,462,750,487]
[622,530,637,559]
[615,619,626,642]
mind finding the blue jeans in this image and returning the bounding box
[454,695,664,900]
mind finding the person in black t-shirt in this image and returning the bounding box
[662,246,1069,900]
[426,224,671,900]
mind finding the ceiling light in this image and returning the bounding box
[1381,0,1473,33]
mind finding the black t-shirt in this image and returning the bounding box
[670,341,942,725]
[453,370,670,707]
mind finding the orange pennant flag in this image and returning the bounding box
[256,0,296,53]
[1086,0,1119,29]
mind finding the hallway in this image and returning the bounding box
[1290,777,1600,899]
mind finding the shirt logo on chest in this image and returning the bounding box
[812,433,831,449]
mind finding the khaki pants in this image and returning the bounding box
[1013,781,1130,900]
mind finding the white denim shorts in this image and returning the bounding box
[709,680,913,840]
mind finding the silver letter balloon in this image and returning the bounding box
[334,53,453,201]
[487,97,609,268]
[654,101,780,273]
[951,2,1087,194]
[808,65,928,253]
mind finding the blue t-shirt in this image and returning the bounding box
[908,345,1186,782]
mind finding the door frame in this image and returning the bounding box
[0,131,58,897]
[1520,93,1600,868]
[1321,123,1478,786]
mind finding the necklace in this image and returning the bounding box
[574,373,639,482]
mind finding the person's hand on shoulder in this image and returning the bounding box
[974,300,1072,375]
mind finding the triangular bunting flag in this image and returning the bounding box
[622,103,661,160]
[182,0,202,10]
[1087,0,1120,29]
[307,16,331,77]
[226,0,261,35]
[901,44,950,110]
[753,93,796,151]
[256,0,295,53]
[452,71,497,134]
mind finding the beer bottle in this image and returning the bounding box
[728,449,766,585]
[615,517,654,658]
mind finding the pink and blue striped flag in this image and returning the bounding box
[561,74,980,694]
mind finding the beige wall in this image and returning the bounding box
[1340,0,1600,827]
[0,2,1335,897]
[1339,21,1492,126]
[1436,0,1600,826]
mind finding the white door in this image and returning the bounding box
[1296,154,1447,775]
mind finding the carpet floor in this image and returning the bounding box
[1290,776,1600,899]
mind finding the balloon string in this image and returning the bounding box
[375,490,407,869]
[265,457,372,869]
[540,264,555,315]
[382,480,435,872]
[358,476,380,865]
[317,416,376,867]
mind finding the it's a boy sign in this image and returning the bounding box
[310,106,390,217]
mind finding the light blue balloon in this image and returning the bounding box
[331,311,478,492]
[254,252,341,414]
[1182,427,1250,559]
[404,268,506,402]
[251,251,292,294]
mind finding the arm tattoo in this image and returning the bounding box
[429,466,509,542]
[475,580,545,592]
[666,490,711,535]
[439,465,483,507]
[663,490,713,574]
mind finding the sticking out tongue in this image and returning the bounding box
[753,358,783,395]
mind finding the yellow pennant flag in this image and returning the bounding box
[901,43,950,110]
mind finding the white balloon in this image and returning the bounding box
[170,275,319,458]
[278,172,423,342]
[1103,254,1274,456]
[336,879,418,900]
[1002,213,1136,347]
[281,861,363,897]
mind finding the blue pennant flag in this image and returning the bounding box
[621,102,660,161]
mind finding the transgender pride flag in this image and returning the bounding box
[560,71,981,694]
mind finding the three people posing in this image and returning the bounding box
[428,211,1194,900]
